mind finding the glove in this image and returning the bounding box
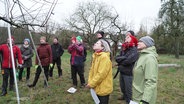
[140,100,149,104]
[35,65,38,69]
[24,56,28,60]
[50,64,53,68]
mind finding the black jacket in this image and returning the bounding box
[115,46,138,76]
[51,43,64,60]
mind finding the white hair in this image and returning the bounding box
[99,39,111,52]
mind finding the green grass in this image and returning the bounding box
[0,51,184,104]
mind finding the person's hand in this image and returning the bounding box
[85,84,91,88]
[140,100,149,104]
[18,64,23,68]
[24,56,28,60]
[35,65,38,69]
[50,64,53,68]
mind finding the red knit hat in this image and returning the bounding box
[71,36,76,42]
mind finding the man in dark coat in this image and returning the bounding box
[49,37,64,78]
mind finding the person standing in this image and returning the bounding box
[132,36,158,104]
[28,36,52,88]
[86,39,113,104]
[49,37,64,78]
[96,31,111,49]
[68,36,86,87]
[0,37,23,96]
[115,31,138,104]
[19,38,33,82]
[96,31,112,60]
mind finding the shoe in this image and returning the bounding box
[27,84,34,88]
[1,91,7,96]
[19,79,23,82]
[80,83,86,88]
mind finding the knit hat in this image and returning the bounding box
[24,38,30,44]
[139,36,155,47]
[71,36,76,42]
[127,30,135,36]
[96,31,104,37]
[76,36,82,42]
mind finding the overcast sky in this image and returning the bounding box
[0,0,161,33]
[53,0,161,32]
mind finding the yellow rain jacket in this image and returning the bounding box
[88,52,113,96]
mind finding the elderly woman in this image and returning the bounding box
[86,39,113,104]
[132,36,158,104]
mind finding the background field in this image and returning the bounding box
[0,51,184,104]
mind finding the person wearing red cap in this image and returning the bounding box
[68,36,86,88]
[0,37,23,96]
[115,32,138,104]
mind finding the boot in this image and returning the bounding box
[1,90,7,96]
[27,84,35,88]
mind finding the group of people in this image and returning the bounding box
[85,30,158,104]
[0,30,158,104]
[0,36,64,95]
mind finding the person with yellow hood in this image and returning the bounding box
[86,39,113,104]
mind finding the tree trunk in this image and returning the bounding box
[175,37,179,59]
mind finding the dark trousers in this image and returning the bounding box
[32,66,49,86]
[19,67,30,80]
[1,68,14,93]
[97,95,109,104]
[49,58,62,77]
[120,73,133,104]
[71,65,85,86]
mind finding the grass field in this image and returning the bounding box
[0,52,184,104]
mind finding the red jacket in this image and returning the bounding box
[36,43,52,66]
[0,44,23,69]
[68,43,84,65]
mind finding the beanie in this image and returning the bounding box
[71,36,76,42]
[127,30,135,36]
[76,36,82,42]
[24,38,30,44]
[96,31,104,37]
[139,36,155,47]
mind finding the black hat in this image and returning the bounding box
[127,30,135,36]
[96,31,104,37]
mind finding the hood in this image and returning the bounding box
[140,46,158,58]
[94,52,110,57]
